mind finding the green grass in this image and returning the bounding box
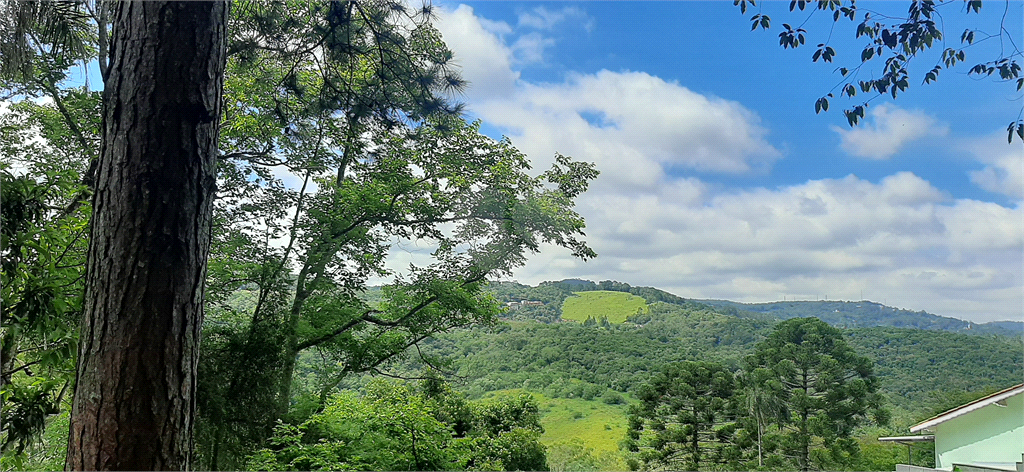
[560,291,649,324]
[481,389,629,456]
[537,396,629,455]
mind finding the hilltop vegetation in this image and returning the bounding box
[490,279,1022,337]
[398,279,1022,463]
[486,280,693,324]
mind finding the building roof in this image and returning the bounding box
[910,383,1024,433]
[878,435,935,443]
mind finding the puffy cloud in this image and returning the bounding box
[507,173,1021,323]
[510,32,555,64]
[832,104,949,159]
[964,133,1024,200]
[473,70,782,186]
[434,5,519,101]
[517,6,593,32]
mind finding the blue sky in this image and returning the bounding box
[431,1,1024,322]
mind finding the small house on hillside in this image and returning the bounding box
[504,300,543,311]
[882,383,1024,472]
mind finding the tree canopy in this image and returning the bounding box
[745,317,886,471]
[625,361,741,471]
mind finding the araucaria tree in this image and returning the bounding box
[744,317,886,471]
[625,361,740,471]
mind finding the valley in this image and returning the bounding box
[392,279,1023,470]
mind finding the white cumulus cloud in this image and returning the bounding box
[434,5,519,102]
[473,70,782,185]
[832,104,949,159]
[963,132,1024,200]
[508,173,1022,323]
[517,6,593,31]
[510,32,554,64]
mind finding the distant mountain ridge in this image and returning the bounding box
[696,299,1023,337]
[487,279,1022,337]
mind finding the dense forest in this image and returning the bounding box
[419,282,1022,418]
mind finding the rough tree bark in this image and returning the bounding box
[65,2,228,470]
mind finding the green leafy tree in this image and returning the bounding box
[196,1,596,467]
[1,12,104,459]
[246,381,458,471]
[745,317,887,471]
[1,1,596,467]
[246,380,549,471]
[0,96,96,467]
[736,0,1023,141]
[199,112,596,467]
[456,392,549,471]
[625,361,740,471]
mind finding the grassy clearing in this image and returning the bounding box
[480,389,629,460]
[561,291,649,324]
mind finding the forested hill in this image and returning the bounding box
[697,299,1023,337]
[413,301,1023,424]
[486,279,1022,337]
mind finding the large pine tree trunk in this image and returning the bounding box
[65,2,227,470]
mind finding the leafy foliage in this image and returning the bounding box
[1,95,96,464]
[844,327,1024,414]
[197,2,598,467]
[246,380,549,471]
[419,302,768,400]
[736,0,1024,140]
[247,381,458,471]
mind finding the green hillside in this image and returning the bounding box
[391,286,1023,471]
[561,291,649,323]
